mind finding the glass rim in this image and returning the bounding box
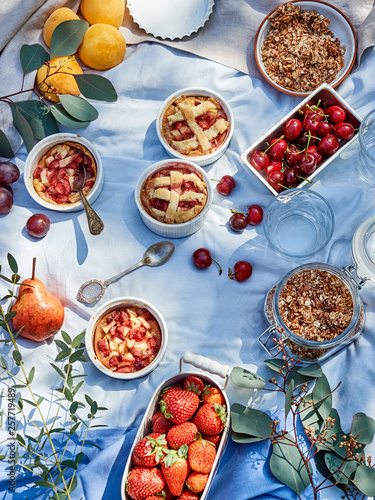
[359,109,375,163]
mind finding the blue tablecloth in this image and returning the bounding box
[1,11,375,500]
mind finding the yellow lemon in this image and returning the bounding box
[36,56,83,103]
[80,0,124,29]
[43,7,80,47]
[77,24,126,71]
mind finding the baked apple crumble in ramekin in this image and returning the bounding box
[157,88,234,166]
[86,297,168,380]
[24,133,103,212]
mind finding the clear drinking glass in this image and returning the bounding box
[264,189,335,259]
[358,109,375,186]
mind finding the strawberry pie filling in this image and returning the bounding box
[32,141,97,205]
[94,306,162,373]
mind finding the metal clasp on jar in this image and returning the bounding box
[342,264,369,290]
[258,325,282,357]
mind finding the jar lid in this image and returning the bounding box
[351,216,375,283]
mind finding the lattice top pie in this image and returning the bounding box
[141,161,208,224]
[33,142,97,205]
[161,95,230,157]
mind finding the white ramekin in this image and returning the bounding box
[85,296,168,380]
[156,87,234,167]
[24,133,103,212]
[134,159,213,238]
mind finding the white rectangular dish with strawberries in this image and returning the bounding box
[120,351,231,500]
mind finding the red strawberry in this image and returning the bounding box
[161,446,190,497]
[188,438,216,473]
[132,433,168,467]
[152,411,173,434]
[193,403,227,436]
[178,490,200,500]
[160,388,199,425]
[126,466,165,500]
[202,386,225,405]
[183,376,205,396]
[167,422,198,450]
[186,471,209,493]
[202,433,221,447]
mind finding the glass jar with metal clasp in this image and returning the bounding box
[258,216,375,363]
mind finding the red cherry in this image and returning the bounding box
[229,213,248,232]
[333,122,354,141]
[247,205,263,225]
[250,151,269,171]
[267,169,284,185]
[265,159,283,174]
[318,133,340,155]
[284,166,300,187]
[297,132,316,148]
[307,145,324,165]
[268,138,287,160]
[285,144,302,164]
[302,111,324,134]
[216,175,236,196]
[316,121,333,137]
[298,152,317,175]
[283,118,302,141]
[193,248,212,269]
[326,105,346,123]
[229,261,253,282]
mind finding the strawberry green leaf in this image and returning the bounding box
[351,412,375,445]
[352,464,375,496]
[270,434,311,495]
[50,19,89,59]
[15,101,59,140]
[59,95,98,122]
[231,403,273,439]
[74,74,117,101]
[19,44,49,74]
[0,130,14,158]
[231,367,266,389]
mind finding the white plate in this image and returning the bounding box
[254,0,357,96]
[127,0,215,40]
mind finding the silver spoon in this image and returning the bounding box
[73,165,104,236]
[76,241,175,304]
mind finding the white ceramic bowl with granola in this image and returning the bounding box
[85,297,168,380]
[24,133,103,212]
[156,87,234,166]
[254,0,357,96]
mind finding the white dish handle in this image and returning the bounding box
[180,351,230,389]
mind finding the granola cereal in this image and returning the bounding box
[278,268,353,342]
[261,2,346,92]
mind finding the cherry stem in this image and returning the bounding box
[230,209,247,215]
[297,175,313,184]
[264,135,285,154]
[213,259,222,276]
[228,268,236,280]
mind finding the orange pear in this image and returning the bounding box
[11,258,64,342]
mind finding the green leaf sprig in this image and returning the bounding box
[230,339,375,500]
[0,19,118,157]
[0,254,107,499]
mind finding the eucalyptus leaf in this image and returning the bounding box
[312,374,332,421]
[11,107,34,152]
[231,403,273,439]
[315,408,343,453]
[285,378,294,421]
[231,431,267,444]
[7,253,18,274]
[286,372,316,388]
[50,19,89,59]
[231,367,266,389]
[50,104,90,129]
[352,463,375,496]
[15,101,59,140]
[264,358,286,374]
[325,452,358,484]
[351,412,375,445]
[59,94,98,121]
[314,450,332,482]
[74,74,118,101]
[19,44,49,74]
[295,364,322,378]
[0,130,14,158]
[270,434,311,495]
